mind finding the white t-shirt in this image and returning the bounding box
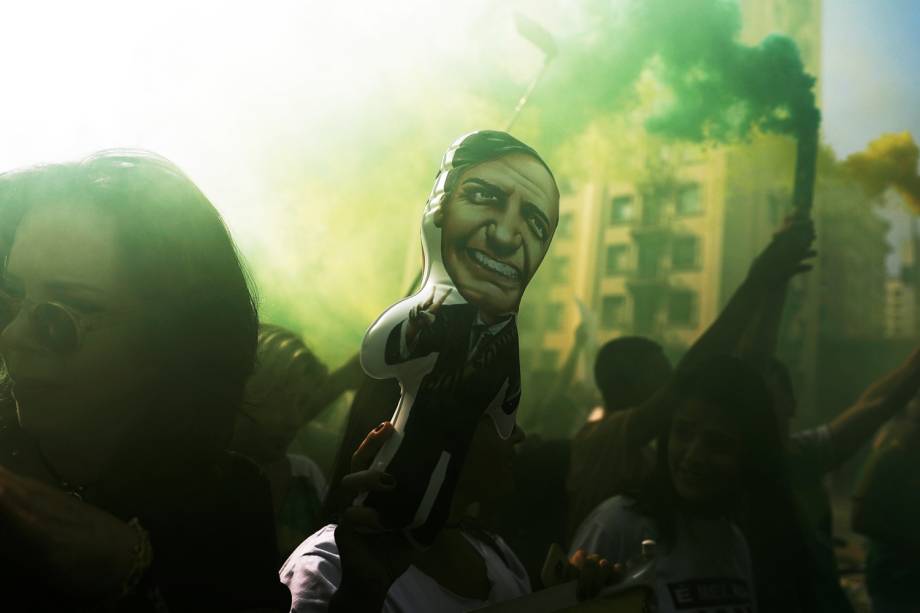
[570,496,757,613]
[281,524,531,613]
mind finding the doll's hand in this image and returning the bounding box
[406,286,452,348]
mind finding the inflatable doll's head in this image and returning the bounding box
[420,131,559,320]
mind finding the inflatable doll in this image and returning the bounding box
[360,130,559,546]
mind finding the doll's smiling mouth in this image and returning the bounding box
[467,249,522,282]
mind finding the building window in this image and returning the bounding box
[546,303,564,330]
[551,255,570,283]
[668,290,697,326]
[557,213,573,239]
[676,184,702,216]
[610,195,635,225]
[605,245,629,276]
[672,235,700,270]
[601,295,626,329]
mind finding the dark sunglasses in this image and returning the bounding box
[0,290,104,354]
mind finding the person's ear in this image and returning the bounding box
[433,205,445,228]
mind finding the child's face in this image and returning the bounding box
[668,399,743,505]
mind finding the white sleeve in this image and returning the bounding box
[279,525,342,613]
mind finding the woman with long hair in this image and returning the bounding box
[571,355,815,613]
[0,151,288,611]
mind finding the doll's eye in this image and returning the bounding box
[528,216,548,241]
[465,187,499,204]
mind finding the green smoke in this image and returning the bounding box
[532,0,820,148]
[241,0,822,368]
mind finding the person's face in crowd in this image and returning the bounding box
[668,399,743,506]
[0,203,149,459]
[234,364,323,463]
[435,153,558,320]
[455,415,526,509]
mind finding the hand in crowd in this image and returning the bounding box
[568,548,624,601]
[406,286,451,347]
[0,465,139,599]
[748,216,817,288]
[331,422,417,607]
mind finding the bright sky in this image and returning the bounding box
[821,0,920,156]
[821,0,920,275]
[1,0,913,207]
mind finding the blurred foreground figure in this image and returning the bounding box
[852,385,920,613]
[0,152,288,611]
[758,349,920,613]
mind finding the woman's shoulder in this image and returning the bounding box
[283,524,339,567]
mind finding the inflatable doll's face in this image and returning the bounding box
[433,153,558,319]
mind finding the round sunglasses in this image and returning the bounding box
[0,290,110,354]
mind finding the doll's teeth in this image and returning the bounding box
[470,250,520,280]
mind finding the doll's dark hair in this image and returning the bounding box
[442,130,557,199]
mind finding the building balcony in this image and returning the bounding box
[629,209,674,238]
[626,268,670,291]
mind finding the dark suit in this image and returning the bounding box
[366,302,520,545]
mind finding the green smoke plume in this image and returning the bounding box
[532,0,820,148]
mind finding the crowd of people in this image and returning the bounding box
[0,135,915,612]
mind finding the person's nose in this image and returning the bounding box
[487,203,524,256]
